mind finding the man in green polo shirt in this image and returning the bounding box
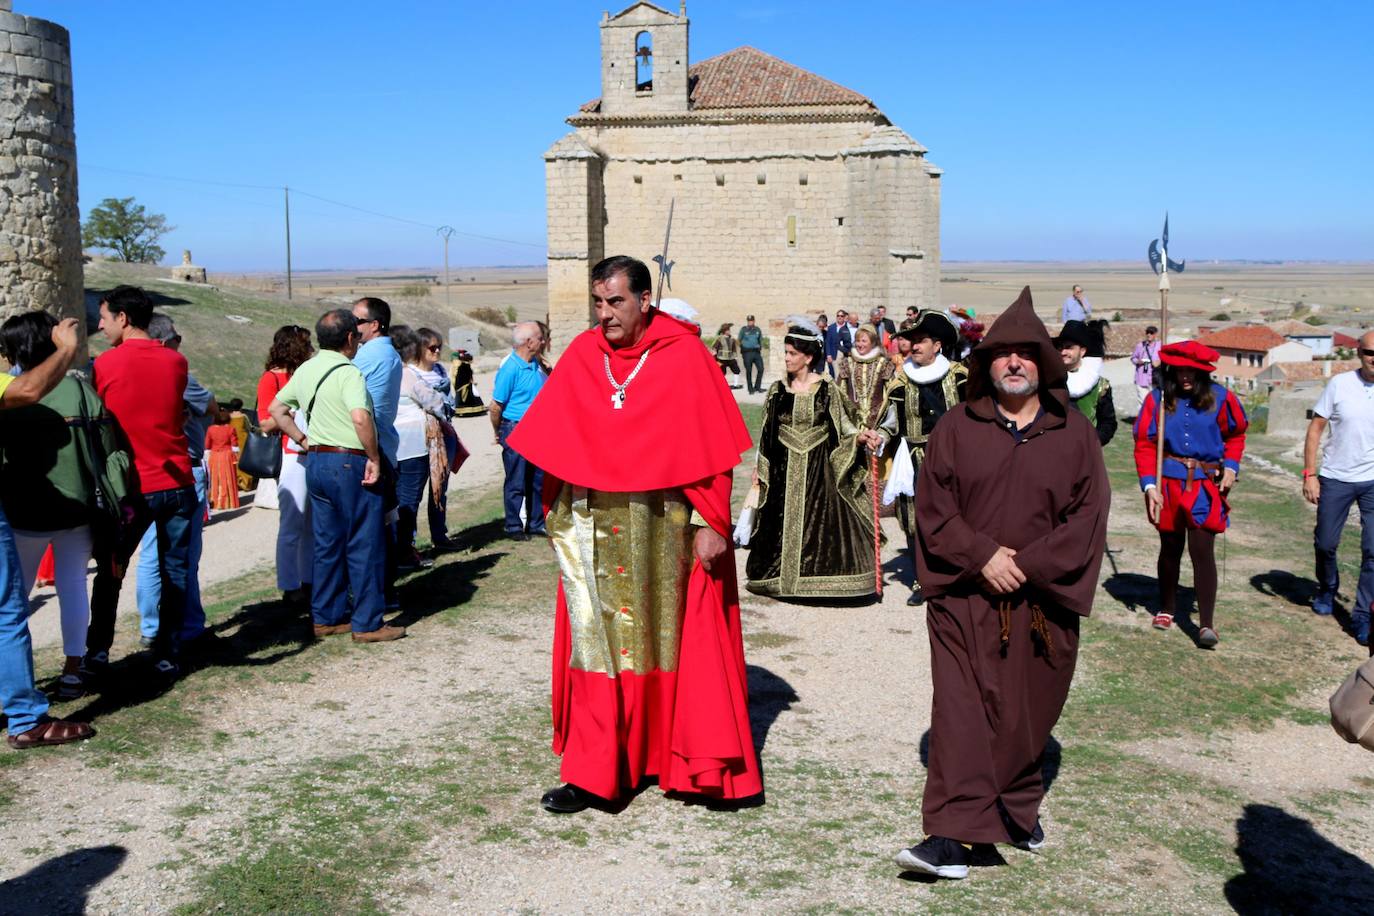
[269,309,403,644]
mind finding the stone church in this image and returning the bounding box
[545,1,941,348]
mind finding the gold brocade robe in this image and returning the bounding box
[546,485,704,675]
[835,352,895,429]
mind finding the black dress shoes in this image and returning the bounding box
[907,586,925,607]
[540,783,598,813]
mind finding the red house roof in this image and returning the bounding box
[580,46,876,113]
[1195,326,1287,353]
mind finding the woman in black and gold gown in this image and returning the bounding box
[745,321,881,600]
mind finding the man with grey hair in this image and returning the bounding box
[490,321,548,540]
[132,314,217,650]
[1062,285,1091,323]
[871,306,896,350]
[1304,330,1374,641]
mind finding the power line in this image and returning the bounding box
[83,163,279,192]
[82,162,545,249]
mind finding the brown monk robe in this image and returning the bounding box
[904,286,1109,868]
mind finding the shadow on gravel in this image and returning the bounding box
[60,542,506,725]
[389,551,505,629]
[1250,569,1318,607]
[1103,572,1200,623]
[918,730,1063,794]
[747,664,797,756]
[453,519,515,554]
[1103,572,1166,614]
[1224,803,1374,915]
[65,591,318,721]
[0,844,127,914]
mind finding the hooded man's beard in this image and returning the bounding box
[994,374,1039,397]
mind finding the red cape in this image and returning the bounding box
[506,312,752,492]
[511,312,761,800]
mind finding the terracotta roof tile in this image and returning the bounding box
[579,45,875,113]
[1195,326,1287,352]
[1268,319,1333,338]
[1266,360,1359,382]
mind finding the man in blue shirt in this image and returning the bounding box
[1062,285,1091,323]
[351,297,403,597]
[491,321,548,540]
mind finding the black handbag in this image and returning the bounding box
[239,374,286,480]
[238,425,282,479]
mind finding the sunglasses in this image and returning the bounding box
[426,345,441,353]
[1361,349,1374,358]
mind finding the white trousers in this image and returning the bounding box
[1134,384,1152,417]
[13,525,92,658]
[276,451,313,591]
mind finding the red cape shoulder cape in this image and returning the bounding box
[506,312,752,492]
[511,313,761,800]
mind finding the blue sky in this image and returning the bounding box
[21,0,1373,269]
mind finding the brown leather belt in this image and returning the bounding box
[310,445,366,457]
[1166,453,1222,488]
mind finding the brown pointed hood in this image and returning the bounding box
[966,286,1069,413]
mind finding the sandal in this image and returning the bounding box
[1151,613,1174,630]
[54,673,84,701]
[7,717,95,750]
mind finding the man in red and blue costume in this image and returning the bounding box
[1133,340,1247,646]
[508,255,762,814]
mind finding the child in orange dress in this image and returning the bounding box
[205,409,241,510]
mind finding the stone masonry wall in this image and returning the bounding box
[0,2,82,326]
[545,116,940,351]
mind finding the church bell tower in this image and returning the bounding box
[598,2,690,116]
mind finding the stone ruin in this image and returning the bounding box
[169,249,207,284]
[0,0,82,326]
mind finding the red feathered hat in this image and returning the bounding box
[1159,340,1219,372]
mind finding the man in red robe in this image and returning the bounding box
[895,287,1110,878]
[507,255,762,813]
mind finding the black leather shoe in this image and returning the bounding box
[540,783,597,813]
[907,587,925,606]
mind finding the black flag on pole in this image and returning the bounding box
[1147,212,1186,275]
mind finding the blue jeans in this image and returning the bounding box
[0,505,46,736]
[308,450,385,633]
[1315,476,1374,624]
[499,418,545,535]
[395,455,429,553]
[137,466,208,641]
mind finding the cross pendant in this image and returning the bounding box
[612,391,625,409]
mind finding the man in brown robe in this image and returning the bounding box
[894,286,1110,879]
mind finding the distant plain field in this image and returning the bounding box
[943,261,1374,333]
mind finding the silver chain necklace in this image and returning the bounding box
[604,351,651,409]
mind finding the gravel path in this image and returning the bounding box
[6,383,1374,912]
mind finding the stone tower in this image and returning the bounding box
[545,3,942,355]
[0,0,82,325]
[598,2,689,116]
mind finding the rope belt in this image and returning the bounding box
[998,598,1055,667]
[1165,453,1222,489]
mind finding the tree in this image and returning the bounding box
[82,197,173,263]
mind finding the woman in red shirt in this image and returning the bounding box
[256,326,314,604]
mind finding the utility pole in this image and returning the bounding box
[437,225,455,308]
[284,186,294,300]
